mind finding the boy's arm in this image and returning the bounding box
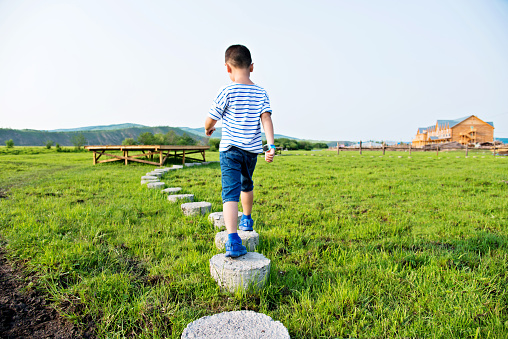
[205,117,217,137]
[260,112,275,163]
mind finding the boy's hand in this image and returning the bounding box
[205,127,216,136]
[265,148,275,163]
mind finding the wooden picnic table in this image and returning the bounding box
[84,145,210,166]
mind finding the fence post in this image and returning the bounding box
[409,145,412,156]
[493,143,496,157]
[383,142,386,155]
[359,140,362,155]
[436,145,439,157]
[337,142,339,155]
[466,144,468,157]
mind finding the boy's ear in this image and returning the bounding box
[250,63,254,72]
[225,63,232,73]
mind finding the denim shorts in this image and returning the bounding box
[220,146,258,203]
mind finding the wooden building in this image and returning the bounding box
[412,115,494,147]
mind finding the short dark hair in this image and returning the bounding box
[225,45,252,69]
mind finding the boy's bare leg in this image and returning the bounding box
[223,201,239,234]
[241,190,253,216]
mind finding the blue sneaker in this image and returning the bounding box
[225,240,247,258]
[239,217,254,231]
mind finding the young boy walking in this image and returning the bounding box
[205,44,276,258]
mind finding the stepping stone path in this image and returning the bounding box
[209,252,270,293]
[181,310,290,339]
[137,161,275,301]
[208,211,243,228]
[181,201,212,216]
[147,182,165,189]
[161,187,182,194]
[215,230,259,252]
[168,194,194,202]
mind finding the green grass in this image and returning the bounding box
[1,147,507,338]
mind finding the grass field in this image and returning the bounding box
[1,147,507,338]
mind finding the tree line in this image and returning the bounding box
[122,131,197,146]
[4,133,88,150]
[208,138,329,151]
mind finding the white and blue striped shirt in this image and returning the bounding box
[208,83,271,153]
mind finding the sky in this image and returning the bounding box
[0,0,507,141]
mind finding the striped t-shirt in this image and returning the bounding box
[208,83,271,153]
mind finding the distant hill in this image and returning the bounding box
[179,127,300,141]
[48,123,147,132]
[1,123,362,147]
[0,126,206,146]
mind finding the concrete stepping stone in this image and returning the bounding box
[185,163,196,167]
[215,230,259,252]
[161,187,182,194]
[181,310,290,338]
[146,172,162,178]
[147,182,165,189]
[141,175,159,181]
[172,165,184,169]
[398,156,403,158]
[153,168,170,172]
[209,252,271,293]
[141,179,159,185]
[208,212,243,228]
[181,202,212,216]
[167,194,194,202]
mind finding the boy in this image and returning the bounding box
[205,44,276,258]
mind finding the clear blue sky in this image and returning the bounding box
[1,0,507,141]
